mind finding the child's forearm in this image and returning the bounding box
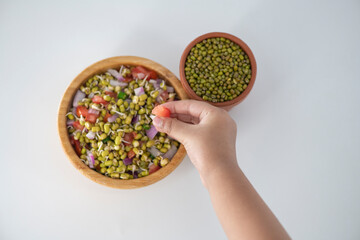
[152,100,290,239]
[202,161,291,240]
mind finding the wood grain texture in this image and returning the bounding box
[58,56,188,189]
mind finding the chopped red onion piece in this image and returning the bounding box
[137,73,145,79]
[155,89,164,102]
[108,69,125,81]
[132,115,139,124]
[72,107,77,116]
[162,144,177,160]
[153,83,160,89]
[86,131,96,140]
[156,95,163,103]
[67,120,74,126]
[110,79,127,86]
[109,79,121,86]
[160,90,169,101]
[87,151,95,168]
[149,79,157,85]
[167,86,174,93]
[88,92,95,98]
[134,86,145,96]
[123,158,133,165]
[149,79,162,89]
[73,90,86,107]
[108,69,120,78]
[107,114,119,123]
[146,124,158,140]
[148,146,162,157]
[88,108,100,115]
[149,79,160,89]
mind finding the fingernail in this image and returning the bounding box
[153,117,163,127]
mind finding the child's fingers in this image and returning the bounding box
[170,113,200,124]
[161,100,215,121]
[153,116,194,143]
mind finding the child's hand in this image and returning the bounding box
[153,100,290,239]
[152,100,238,181]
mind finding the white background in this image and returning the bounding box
[1,0,359,239]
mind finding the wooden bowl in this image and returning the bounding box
[58,56,188,189]
[179,32,257,111]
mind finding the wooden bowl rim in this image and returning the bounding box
[58,56,188,189]
[179,32,257,108]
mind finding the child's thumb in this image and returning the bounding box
[153,117,191,143]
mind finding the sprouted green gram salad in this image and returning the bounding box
[66,65,179,179]
[185,37,252,103]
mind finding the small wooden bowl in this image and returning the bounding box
[179,32,257,110]
[58,56,188,189]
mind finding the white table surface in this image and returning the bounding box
[1,0,359,239]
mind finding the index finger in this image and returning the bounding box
[161,100,217,121]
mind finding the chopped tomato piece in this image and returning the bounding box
[149,164,161,174]
[74,141,82,156]
[104,91,117,99]
[123,77,133,83]
[123,132,134,145]
[152,105,171,117]
[95,164,101,172]
[131,66,157,80]
[70,136,82,156]
[127,149,136,159]
[73,121,85,130]
[148,70,158,80]
[92,95,108,104]
[76,106,88,117]
[132,66,149,79]
[86,113,98,123]
[104,112,112,123]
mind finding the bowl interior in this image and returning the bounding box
[179,32,257,109]
[58,56,188,189]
